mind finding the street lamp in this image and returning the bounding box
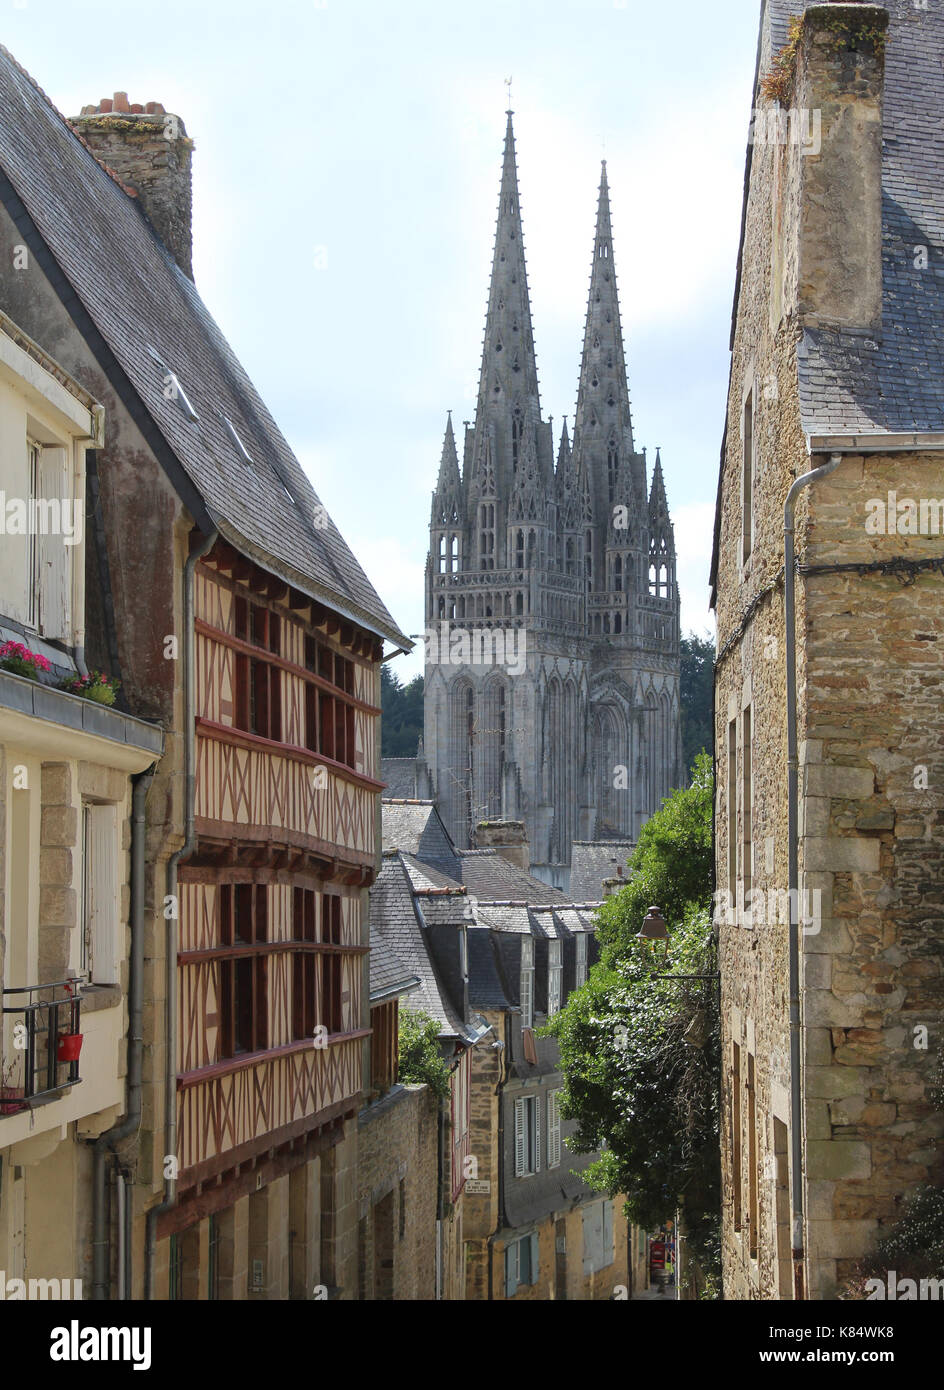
[637,905,668,941]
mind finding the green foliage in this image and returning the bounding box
[680,632,715,774]
[594,751,713,966]
[839,1185,944,1299]
[546,758,720,1282]
[380,664,424,758]
[397,1006,451,1099]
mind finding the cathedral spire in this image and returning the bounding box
[468,109,544,507]
[573,161,637,525]
[648,447,672,533]
[434,411,461,503]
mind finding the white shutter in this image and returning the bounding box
[603,1200,614,1267]
[548,1089,562,1168]
[514,1098,526,1177]
[548,939,562,1015]
[38,446,72,641]
[86,803,118,984]
[533,1093,541,1174]
[576,933,587,987]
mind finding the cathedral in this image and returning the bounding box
[419,111,681,890]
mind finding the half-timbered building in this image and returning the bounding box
[0,52,410,1298]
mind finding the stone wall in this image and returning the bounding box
[714,3,943,1300]
[356,1083,438,1299]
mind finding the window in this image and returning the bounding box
[547,939,562,1017]
[547,1089,562,1169]
[303,636,357,769]
[233,598,281,742]
[292,887,318,1041]
[207,1214,221,1300]
[169,1233,183,1301]
[520,936,534,1029]
[741,390,754,565]
[322,894,344,1035]
[218,884,268,1058]
[742,705,753,916]
[582,1200,614,1275]
[80,802,119,984]
[727,718,738,920]
[747,1052,758,1260]
[514,1094,540,1177]
[575,932,587,988]
[732,1042,743,1232]
[26,440,39,628]
[504,1233,539,1296]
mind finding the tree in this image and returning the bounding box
[397,1006,451,1099]
[680,631,715,776]
[380,664,424,758]
[545,753,720,1294]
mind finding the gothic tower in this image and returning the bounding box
[423,117,681,889]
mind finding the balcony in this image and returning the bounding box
[1,979,82,1114]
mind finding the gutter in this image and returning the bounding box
[784,453,842,1301]
[89,762,156,1299]
[144,525,218,1298]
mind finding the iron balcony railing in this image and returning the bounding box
[1,978,83,1111]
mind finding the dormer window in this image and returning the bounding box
[520,936,534,1029]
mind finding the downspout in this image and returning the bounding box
[145,526,218,1299]
[784,453,842,1302]
[486,1011,510,1300]
[90,762,156,1300]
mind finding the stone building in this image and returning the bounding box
[0,53,410,1300]
[0,312,162,1298]
[419,113,682,891]
[711,1,944,1299]
[379,799,641,1298]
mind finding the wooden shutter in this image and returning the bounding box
[514,1097,526,1177]
[86,803,118,984]
[548,1089,562,1168]
[504,1241,518,1298]
[533,1093,541,1174]
[37,446,71,640]
[529,1232,539,1286]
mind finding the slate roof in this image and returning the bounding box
[466,926,512,1011]
[380,801,462,878]
[570,840,633,903]
[0,46,410,649]
[369,852,469,1039]
[380,757,419,798]
[369,934,420,1003]
[456,849,569,904]
[766,2,944,439]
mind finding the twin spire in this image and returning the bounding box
[433,111,673,563]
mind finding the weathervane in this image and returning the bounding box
[505,75,513,110]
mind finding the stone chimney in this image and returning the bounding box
[792,4,888,332]
[473,819,530,873]
[70,94,194,280]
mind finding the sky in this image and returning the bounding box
[5,0,761,679]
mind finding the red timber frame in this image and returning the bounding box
[162,538,386,1235]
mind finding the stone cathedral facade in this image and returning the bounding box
[421,112,681,889]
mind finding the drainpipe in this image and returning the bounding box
[90,762,156,1300]
[145,526,218,1299]
[784,453,842,1302]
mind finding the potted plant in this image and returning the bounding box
[0,639,51,681]
[0,1057,26,1115]
[58,669,121,706]
[56,1031,83,1063]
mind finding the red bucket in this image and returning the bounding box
[57,1032,83,1062]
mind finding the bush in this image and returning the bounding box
[397,1007,451,1099]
